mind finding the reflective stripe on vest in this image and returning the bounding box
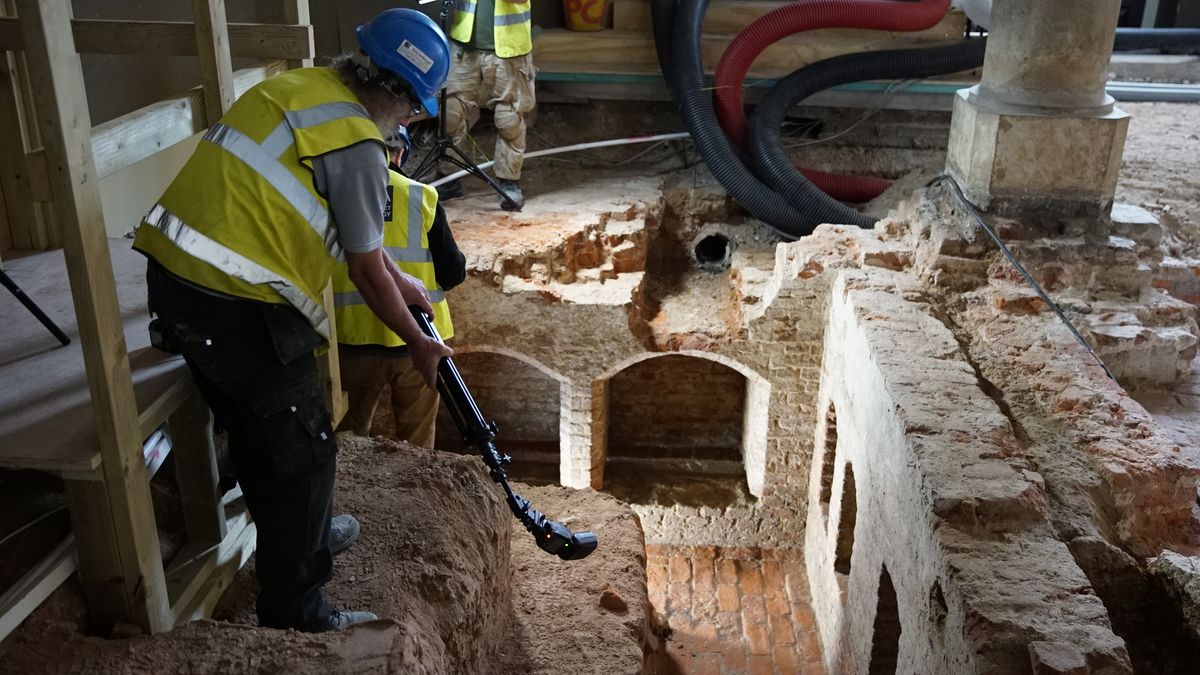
[449,0,532,58]
[331,176,451,346]
[133,68,382,341]
[143,203,330,338]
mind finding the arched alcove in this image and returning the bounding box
[431,347,569,485]
[596,352,769,505]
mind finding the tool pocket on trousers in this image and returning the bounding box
[252,385,336,479]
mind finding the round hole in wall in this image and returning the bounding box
[693,233,732,268]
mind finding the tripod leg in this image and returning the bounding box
[441,143,521,211]
[0,269,71,346]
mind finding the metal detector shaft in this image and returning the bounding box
[409,306,597,560]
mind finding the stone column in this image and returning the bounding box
[558,381,601,489]
[946,0,1129,218]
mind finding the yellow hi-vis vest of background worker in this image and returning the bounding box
[331,171,454,346]
[448,0,532,58]
[133,68,384,340]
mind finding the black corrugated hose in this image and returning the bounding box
[653,0,1200,240]
[668,0,831,237]
[748,39,988,223]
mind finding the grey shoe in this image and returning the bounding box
[329,514,360,556]
[324,609,378,631]
[436,178,464,201]
[498,179,524,211]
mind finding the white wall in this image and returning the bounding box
[99,133,200,238]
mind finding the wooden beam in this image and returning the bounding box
[193,0,236,126]
[0,18,313,60]
[17,0,169,633]
[90,60,287,179]
[169,390,227,546]
[318,282,349,426]
[281,1,313,69]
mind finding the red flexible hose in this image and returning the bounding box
[800,168,891,204]
[715,0,951,147]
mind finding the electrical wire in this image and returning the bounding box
[930,174,1119,382]
[0,504,69,550]
[780,79,916,149]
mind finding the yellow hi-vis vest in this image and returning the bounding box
[331,171,454,347]
[133,67,384,340]
[449,0,532,58]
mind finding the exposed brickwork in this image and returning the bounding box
[432,351,563,446]
[646,546,825,675]
[608,354,746,453]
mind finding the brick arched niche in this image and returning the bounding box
[433,346,571,485]
[593,351,770,498]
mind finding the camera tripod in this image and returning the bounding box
[411,0,521,210]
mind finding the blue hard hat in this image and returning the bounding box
[356,9,450,117]
[385,124,412,155]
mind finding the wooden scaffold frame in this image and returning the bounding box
[0,0,347,637]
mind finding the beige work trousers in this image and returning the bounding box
[441,44,536,181]
[336,350,439,449]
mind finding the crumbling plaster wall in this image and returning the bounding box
[808,269,1131,674]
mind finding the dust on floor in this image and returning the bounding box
[0,437,649,675]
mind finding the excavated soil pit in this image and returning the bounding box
[0,437,649,674]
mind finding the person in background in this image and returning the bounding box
[134,9,453,632]
[333,125,466,448]
[437,0,534,210]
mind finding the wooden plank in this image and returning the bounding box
[0,175,11,255]
[22,149,50,202]
[534,28,970,80]
[281,1,313,69]
[193,0,236,126]
[169,390,227,546]
[611,1,966,38]
[166,503,251,622]
[90,60,287,179]
[317,282,349,426]
[138,374,195,440]
[0,535,76,641]
[176,517,257,623]
[0,30,56,252]
[0,18,313,60]
[17,0,170,633]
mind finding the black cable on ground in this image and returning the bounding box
[748,39,987,228]
[928,174,1118,383]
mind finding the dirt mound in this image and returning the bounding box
[498,483,651,675]
[2,437,513,674]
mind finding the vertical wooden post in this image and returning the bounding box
[16,0,169,632]
[192,0,235,126]
[0,0,55,251]
[282,0,313,69]
[169,391,227,545]
[317,283,349,426]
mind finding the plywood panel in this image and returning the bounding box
[0,180,12,255]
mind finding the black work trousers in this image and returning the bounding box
[146,261,338,631]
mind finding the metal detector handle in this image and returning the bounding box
[406,305,598,560]
[408,306,508,478]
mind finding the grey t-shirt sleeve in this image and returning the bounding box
[312,141,389,254]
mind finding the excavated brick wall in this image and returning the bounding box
[607,353,746,453]
[434,351,563,446]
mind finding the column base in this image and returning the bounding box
[946,88,1130,219]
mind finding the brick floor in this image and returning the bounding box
[646,545,827,674]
